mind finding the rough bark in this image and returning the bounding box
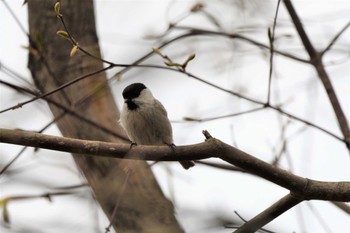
[27,1,184,232]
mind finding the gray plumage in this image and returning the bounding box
[119,83,195,169]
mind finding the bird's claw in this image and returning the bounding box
[166,143,176,152]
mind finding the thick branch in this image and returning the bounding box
[235,193,302,233]
[1,128,349,202]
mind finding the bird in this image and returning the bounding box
[119,83,195,169]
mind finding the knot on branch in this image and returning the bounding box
[202,130,213,140]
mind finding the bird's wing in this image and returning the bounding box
[154,99,168,117]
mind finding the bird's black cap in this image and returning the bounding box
[122,83,147,99]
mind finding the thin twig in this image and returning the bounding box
[183,107,265,122]
[57,14,114,65]
[267,0,281,103]
[172,26,311,63]
[105,170,131,233]
[0,146,26,176]
[321,20,350,56]
[1,0,29,37]
[0,80,128,141]
[0,61,34,88]
[268,104,344,142]
[306,202,332,233]
[0,65,113,114]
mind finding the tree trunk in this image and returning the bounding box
[27,1,184,232]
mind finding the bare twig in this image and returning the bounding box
[331,201,350,215]
[306,202,332,233]
[183,107,265,122]
[267,0,281,103]
[268,104,343,142]
[225,210,275,233]
[105,170,131,233]
[0,61,34,88]
[0,80,128,141]
[0,146,27,176]
[172,26,311,63]
[1,0,29,37]
[321,20,350,56]
[0,65,113,114]
[0,191,77,223]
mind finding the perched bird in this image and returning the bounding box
[119,83,195,169]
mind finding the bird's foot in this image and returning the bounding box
[166,143,176,152]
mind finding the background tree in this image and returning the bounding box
[27,0,183,232]
[1,0,349,232]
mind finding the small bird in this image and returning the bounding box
[119,83,195,169]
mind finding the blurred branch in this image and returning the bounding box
[0,191,76,224]
[283,0,350,151]
[267,0,281,103]
[0,62,34,88]
[183,107,265,122]
[0,146,27,176]
[321,20,350,56]
[331,201,350,215]
[225,211,275,233]
[0,80,128,141]
[172,26,310,63]
[183,101,343,143]
[1,0,28,37]
[0,112,65,176]
[1,128,349,202]
[235,193,302,233]
[305,202,332,232]
[0,65,113,114]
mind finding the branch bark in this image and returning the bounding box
[1,128,349,202]
[235,193,302,233]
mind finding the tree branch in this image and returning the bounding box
[331,201,350,215]
[0,80,128,141]
[1,128,349,202]
[283,0,350,150]
[235,193,302,233]
[321,21,350,56]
